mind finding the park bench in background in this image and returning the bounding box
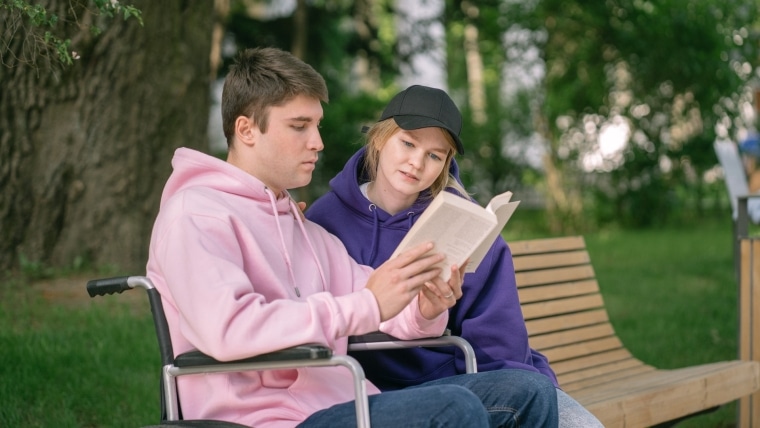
[511,235,760,427]
[714,140,760,279]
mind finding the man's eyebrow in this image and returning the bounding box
[288,116,320,122]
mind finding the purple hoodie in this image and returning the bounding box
[307,147,559,390]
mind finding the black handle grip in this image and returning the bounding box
[86,276,131,297]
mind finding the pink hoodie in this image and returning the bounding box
[146,148,447,427]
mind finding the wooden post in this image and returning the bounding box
[739,238,760,427]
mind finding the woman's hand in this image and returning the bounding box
[418,261,467,320]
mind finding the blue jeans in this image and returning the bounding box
[298,369,559,427]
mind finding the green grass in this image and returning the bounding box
[0,278,158,427]
[0,215,745,427]
[586,222,739,428]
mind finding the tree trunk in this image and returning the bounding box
[0,1,214,274]
[463,23,486,125]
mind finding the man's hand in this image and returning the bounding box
[365,242,444,321]
[418,261,466,320]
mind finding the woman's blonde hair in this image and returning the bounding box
[363,119,467,199]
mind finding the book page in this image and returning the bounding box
[465,194,520,273]
[391,192,496,281]
[486,191,513,211]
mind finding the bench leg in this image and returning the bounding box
[740,238,760,427]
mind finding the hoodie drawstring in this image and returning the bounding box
[366,204,419,265]
[367,204,380,263]
[262,187,329,297]
[289,198,328,293]
[406,211,416,228]
[264,188,302,297]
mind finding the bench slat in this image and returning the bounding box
[513,250,591,271]
[559,360,654,389]
[525,309,609,336]
[529,323,615,350]
[521,294,605,320]
[518,279,599,303]
[550,349,635,376]
[515,265,596,288]
[510,236,586,255]
[542,336,624,363]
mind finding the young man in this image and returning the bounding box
[146,47,558,428]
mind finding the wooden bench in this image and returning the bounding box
[511,235,760,427]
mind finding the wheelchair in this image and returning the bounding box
[87,276,477,428]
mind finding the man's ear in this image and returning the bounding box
[235,116,257,147]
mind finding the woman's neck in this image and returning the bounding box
[365,181,417,216]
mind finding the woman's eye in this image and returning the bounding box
[429,153,442,161]
[403,140,414,148]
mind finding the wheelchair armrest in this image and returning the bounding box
[175,344,332,368]
[348,329,452,344]
[347,329,477,374]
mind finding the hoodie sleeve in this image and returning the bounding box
[378,294,449,340]
[452,237,560,387]
[150,209,382,361]
[310,221,449,341]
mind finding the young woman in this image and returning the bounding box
[307,85,602,427]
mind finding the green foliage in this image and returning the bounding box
[0,0,142,68]
[443,0,539,203]
[309,90,388,201]
[535,0,760,228]
[219,0,757,230]
[222,0,405,203]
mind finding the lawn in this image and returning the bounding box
[0,215,745,427]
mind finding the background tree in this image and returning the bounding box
[3,0,758,273]
[444,0,538,204]
[0,0,215,274]
[221,0,402,200]
[535,0,760,230]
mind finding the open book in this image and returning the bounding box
[390,190,520,281]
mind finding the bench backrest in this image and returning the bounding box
[511,236,655,391]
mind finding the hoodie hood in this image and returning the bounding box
[161,148,294,215]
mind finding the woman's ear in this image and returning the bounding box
[235,116,257,147]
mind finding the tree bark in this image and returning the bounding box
[0,1,214,273]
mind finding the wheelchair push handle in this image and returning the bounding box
[86,276,131,297]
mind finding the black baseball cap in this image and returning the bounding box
[377,85,464,155]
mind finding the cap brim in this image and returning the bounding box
[394,115,464,155]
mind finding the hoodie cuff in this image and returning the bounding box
[379,294,448,340]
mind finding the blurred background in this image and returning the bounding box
[3,2,760,426]
[1,0,759,274]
